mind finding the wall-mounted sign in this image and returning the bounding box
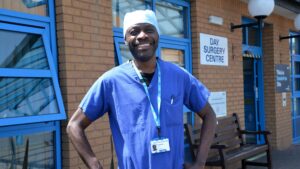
[276,64,290,92]
[208,91,227,117]
[200,33,228,66]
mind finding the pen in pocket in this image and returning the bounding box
[170,96,174,104]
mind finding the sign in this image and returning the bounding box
[276,64,290,92]
[208,91,227,117]
[200,33,228,66]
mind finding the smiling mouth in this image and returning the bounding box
[136,43,152,50]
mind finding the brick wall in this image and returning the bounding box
[263,14,293,149]
[191,0,245,126]
[55,0,115,168]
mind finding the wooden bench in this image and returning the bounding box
[184,113,272,169]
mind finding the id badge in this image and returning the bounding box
[150,138,170,154]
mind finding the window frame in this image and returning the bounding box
[0,121,62,169]
[0,22,66,126]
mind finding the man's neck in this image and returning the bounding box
[133,56,156,73]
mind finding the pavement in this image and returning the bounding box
[248,144,300,169]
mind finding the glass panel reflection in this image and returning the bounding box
[0,131,54,169]
[161,48,184,68]
[0,78,59,118]
[295,62,300,75]
[0,0,48,16]
[156,0,185,37]
[119,43,133,63]
[291,37,300,55]
[0,30,49,69]
[294,98,300,116]
[295,78,300,91]
[112,0,151,28]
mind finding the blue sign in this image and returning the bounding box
[276,64,290,92]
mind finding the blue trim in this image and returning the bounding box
[0,22,44,34]
[242,45,263,57]
[0,15,48,28]
[55,121,62,169]
[152,0,156,11]
[114,37,126,64]
[0,69,51,77]
[0,114,66,127]
[0,122,56,138]
[49,0,58,71]
[160,0,189,7]
[160,36,190,44]
[0,8,50,22]
[113,27,123,37]
[43,33,67,121]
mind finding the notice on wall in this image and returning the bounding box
[200,33,228,66]
[208,91,227,117]
[276,64,290,92]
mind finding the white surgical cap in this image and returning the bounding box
[123,10,160,38]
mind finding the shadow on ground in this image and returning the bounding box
[247,144,300,169]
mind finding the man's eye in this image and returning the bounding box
[130,30,139,36]
[145,29,155,33]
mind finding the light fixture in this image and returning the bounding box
[279,14,300,41]
[231,0,275,32]
[208,16,223,26]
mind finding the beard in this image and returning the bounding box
[129,42,158,62]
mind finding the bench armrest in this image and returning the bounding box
[210,144,228,149]
[240,130,271,135]
[191,144,228,150]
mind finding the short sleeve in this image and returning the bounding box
[183,72,210,113]
[79,76,109,121]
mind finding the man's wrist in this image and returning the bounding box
[194,160,205,167]
[88,157,102,169]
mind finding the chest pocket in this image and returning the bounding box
[114,83,147,134]
[163,94,183,126]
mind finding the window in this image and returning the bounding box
[0,1,64,168]
[112,0,191,71]
[0,23,65,126]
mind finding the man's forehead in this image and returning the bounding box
[128,23,157,30]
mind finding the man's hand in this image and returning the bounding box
[89,158,103,169]
[184,162,204,169]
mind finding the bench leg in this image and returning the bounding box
[266,150,272,169]
[242,159,246,169]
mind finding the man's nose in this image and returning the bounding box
[137,31,148,39]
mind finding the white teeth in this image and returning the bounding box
[138,43,150,46]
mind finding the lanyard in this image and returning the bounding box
[132,60,161,136]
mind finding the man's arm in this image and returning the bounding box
[186,102,217,169]
[66,108,103,169]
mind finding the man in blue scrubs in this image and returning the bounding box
[67,10,216,169]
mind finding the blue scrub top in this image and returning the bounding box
[79,58,210,169]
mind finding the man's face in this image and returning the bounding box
[125,23,159,62]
